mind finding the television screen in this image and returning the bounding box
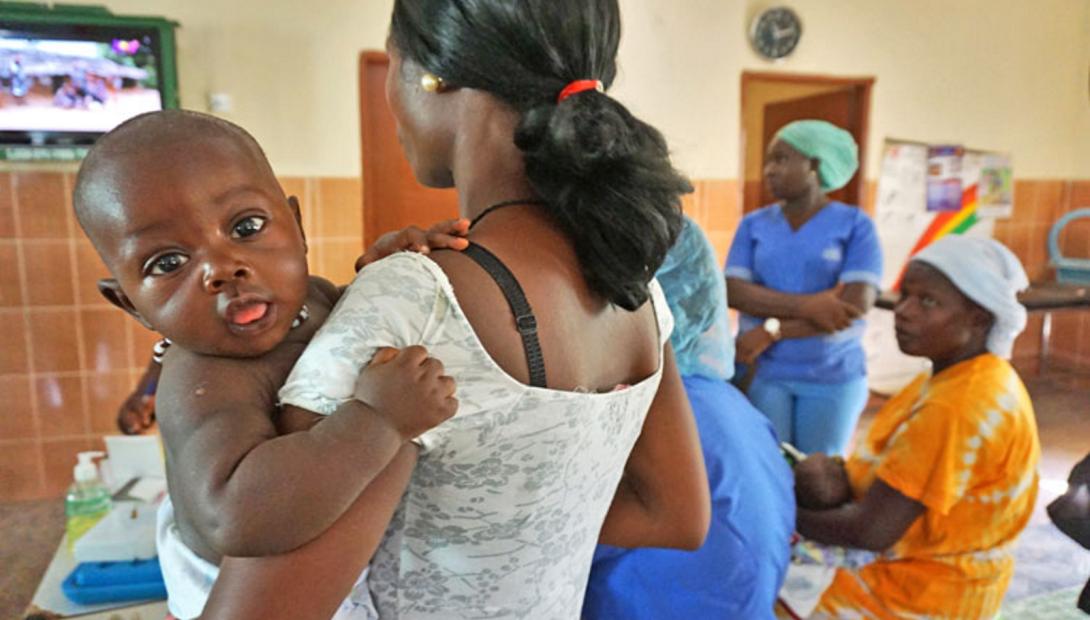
[0,23,167,146]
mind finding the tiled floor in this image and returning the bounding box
[1,366,1087,619]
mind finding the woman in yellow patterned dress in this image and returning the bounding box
[795,235,1040,619]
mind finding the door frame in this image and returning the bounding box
[740,71,875,214]
[359,50,389,247]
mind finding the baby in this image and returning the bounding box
[73,110,463,618]
[794,452,852,510]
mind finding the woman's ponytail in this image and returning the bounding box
[515,91,690,310]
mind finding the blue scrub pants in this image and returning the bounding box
[748,375,869,456]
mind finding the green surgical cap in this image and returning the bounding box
[775,120,859,193]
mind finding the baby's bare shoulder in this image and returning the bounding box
[308,275,341,308]
[156,347,280,429]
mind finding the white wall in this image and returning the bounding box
[60,0,1090,180]
[616,0,1090,179]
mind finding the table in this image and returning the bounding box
[25,503,167,620]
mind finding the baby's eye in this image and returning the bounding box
[147,253,188,276]
[921,296,937,308]
[232,215,267,238]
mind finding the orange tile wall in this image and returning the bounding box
[1,172,1086,501]
[995,180,1090,372]
[680,178,1090,375]
[0,171,362,501]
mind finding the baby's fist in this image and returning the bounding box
[355,346,457,441]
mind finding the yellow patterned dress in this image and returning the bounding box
[813,354,1040,619]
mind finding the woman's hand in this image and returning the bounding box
[356,218,470,271]
[116,391,155,434]
[736,327,774,365]
[115,358,160,434]
[800,287,863,332]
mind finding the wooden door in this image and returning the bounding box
[359,51,459,247]
[761,88,864,209]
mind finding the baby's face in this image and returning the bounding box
[92,137,309,358]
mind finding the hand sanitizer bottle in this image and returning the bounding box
[65,451,112,551]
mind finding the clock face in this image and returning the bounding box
[750,7,802,60]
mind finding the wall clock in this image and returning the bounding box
[750,7,802,61]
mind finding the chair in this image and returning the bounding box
[1049,208,1090,285]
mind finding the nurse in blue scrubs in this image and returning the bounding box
[725,120,882,456]
[583,217,795,620]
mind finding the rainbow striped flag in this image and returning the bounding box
[892,185,980,290]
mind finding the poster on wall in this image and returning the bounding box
[978,152,1014,219]
[926,145,964,212]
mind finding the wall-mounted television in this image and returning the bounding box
[0,2,178,161]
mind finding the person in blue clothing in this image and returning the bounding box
[725,119,882,456]
[583,216,795,620]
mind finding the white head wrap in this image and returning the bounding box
[912,235,1029,359]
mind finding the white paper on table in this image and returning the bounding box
[103,435,165,489]
[778,562,838,618]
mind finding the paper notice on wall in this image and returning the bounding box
[961,150,983,191]
[978,152,1013,218]
[926,145,964,212]
[876,141,927,217]
[875,140,930,289]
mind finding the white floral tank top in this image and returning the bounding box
[279,251,672,619]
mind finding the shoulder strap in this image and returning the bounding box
[461,242,547,388]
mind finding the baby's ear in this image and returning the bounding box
[287,195,308,253]
[97,279,153,329]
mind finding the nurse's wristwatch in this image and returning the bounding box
[762,317,783,342]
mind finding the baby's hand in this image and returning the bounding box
[355,218,470,271]
[354,346,457,441]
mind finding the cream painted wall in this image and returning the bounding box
[58,0,1089,180]
[1073,1,1090,179]
[616,0,1090,179]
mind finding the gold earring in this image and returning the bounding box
[420,73,444,93]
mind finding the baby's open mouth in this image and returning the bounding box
[228,301,269,326]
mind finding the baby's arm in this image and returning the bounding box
[158,345,454,558]
[200,445,418,620]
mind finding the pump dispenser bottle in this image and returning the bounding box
[65,451,112,550]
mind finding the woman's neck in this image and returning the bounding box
[931,343,989,375]
[780,184,828,229]
[450,96,538,222]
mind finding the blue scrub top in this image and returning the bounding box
[724,202,882,383]
[583,376,795,620]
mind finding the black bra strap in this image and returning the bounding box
[462,242,547,388]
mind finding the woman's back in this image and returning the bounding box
[432,207,661,392]
[281,250,674,617]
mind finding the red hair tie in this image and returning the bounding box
[557,79,604,103]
